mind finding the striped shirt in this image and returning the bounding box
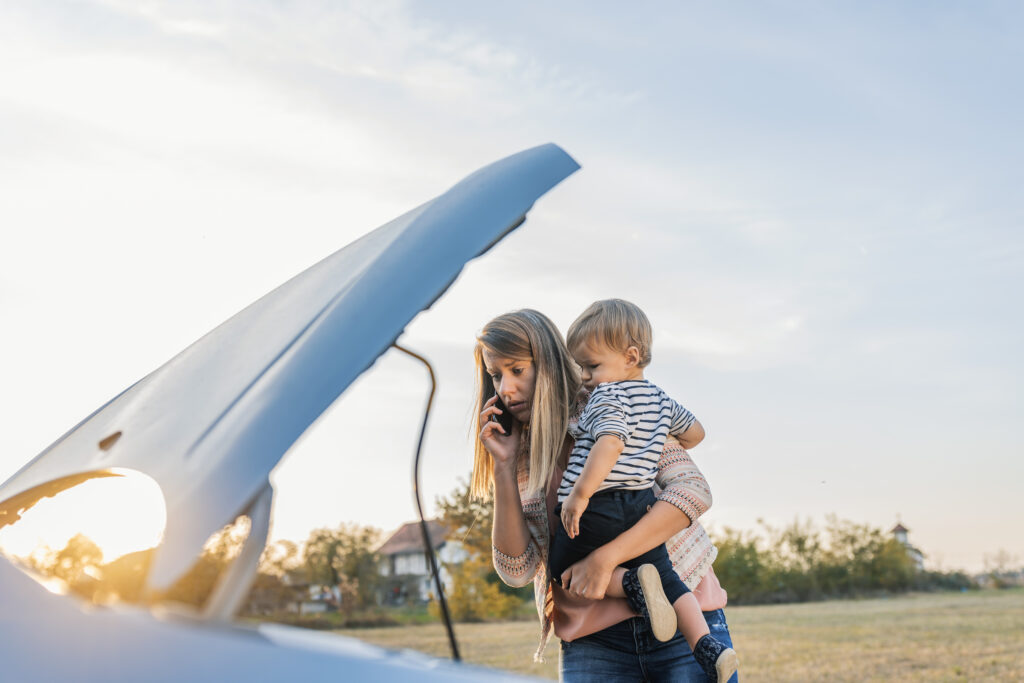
[557,379,696,501]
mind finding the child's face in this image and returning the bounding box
[572,339,640,389]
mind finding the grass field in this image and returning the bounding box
[336,589,1024,681]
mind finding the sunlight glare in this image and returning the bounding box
[0,471,166,564]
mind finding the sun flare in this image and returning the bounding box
[0,471,166,564]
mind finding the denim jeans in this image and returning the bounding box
[559,608,738,683]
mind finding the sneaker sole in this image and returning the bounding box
[716,647,739,682]
[637,564,676,642]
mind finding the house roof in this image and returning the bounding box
[377,520,448,556]
[891,523,909,533]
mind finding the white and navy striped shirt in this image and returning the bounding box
[557,380,696,501]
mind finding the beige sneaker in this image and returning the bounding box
[694,633,739,682]
[715,647,739,682]
[637,564,677,642]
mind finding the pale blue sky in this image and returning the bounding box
[1,1,1021,571]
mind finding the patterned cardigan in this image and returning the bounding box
[491,437,718,661]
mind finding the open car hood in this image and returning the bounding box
[0,143,579,591]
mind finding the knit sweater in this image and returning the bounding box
[491,436,719,661]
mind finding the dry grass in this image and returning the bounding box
[335,589,1024,681]
[335,619,561,679]
[728,589,1024,681]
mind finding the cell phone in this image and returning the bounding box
[492,395,515,434]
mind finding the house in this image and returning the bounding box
[891,522,925,571]
[376,520,466,604]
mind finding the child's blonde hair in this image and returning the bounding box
[566,299,653,367]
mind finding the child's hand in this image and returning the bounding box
[560,491,590,539]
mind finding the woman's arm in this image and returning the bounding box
[491,454,532,559]
[655,436,713,523]
[490,458,542,588]
[479,396,542,587]
[479,395,532,558]
[559,437,712,598]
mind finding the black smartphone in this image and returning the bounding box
[492,396,515,434]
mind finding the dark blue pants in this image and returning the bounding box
[549,487,688,605]
[560,609,739,682]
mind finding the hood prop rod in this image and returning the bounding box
[392,343,461,662]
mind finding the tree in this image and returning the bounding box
[984,549,1022,589]
[713,517,931,604]
[304,527,346,586]
[711,528,769,603]
[303,523,382,607]
[433,477,531,620]
[432,552,521,622]
[260,539,301,577]
[435,477,494,556]
[241,540,306,616]
[24,533,104,596]
[53,533,104,584]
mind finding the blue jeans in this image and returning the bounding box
[559,608,738,683]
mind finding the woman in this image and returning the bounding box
[473,309,737,682]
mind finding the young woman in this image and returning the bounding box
[473,309,738,682]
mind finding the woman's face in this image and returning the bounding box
[481,348,537,425]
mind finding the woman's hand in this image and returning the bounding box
[479,395,520,467]
[560,547,616,600]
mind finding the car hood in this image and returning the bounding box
[0,143,579,590]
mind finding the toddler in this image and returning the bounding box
[548,299,738,682]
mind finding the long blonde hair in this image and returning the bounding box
[471,310,581,499]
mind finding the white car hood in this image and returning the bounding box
[0,556,535,681]
[0,143,579,591]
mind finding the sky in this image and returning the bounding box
[0,1,1021,573]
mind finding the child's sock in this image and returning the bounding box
[621,564,677,642]
[692,634,739,683]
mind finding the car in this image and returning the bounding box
[0,143,580,681]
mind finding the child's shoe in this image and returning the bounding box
[635,564,677,642]
[693,633,739,682]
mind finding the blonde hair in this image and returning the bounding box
[566,299,653,367]
[472,310,581,499]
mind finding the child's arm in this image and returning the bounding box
[669,398,705,449]
[676,419,705,449]
[560,434,623,539]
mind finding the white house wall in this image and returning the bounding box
[395,552,428,576]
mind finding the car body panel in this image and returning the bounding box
[0,143,579,593]
[0,555,534,681]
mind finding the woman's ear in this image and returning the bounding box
[624,346,641,367]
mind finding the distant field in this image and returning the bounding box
[336,589,1024,681]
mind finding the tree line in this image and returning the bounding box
[18,517,386,619]
[13,479,990,623]
[712,517,973,604]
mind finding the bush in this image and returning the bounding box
[430,553,522,622]
[712,516,967,605]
